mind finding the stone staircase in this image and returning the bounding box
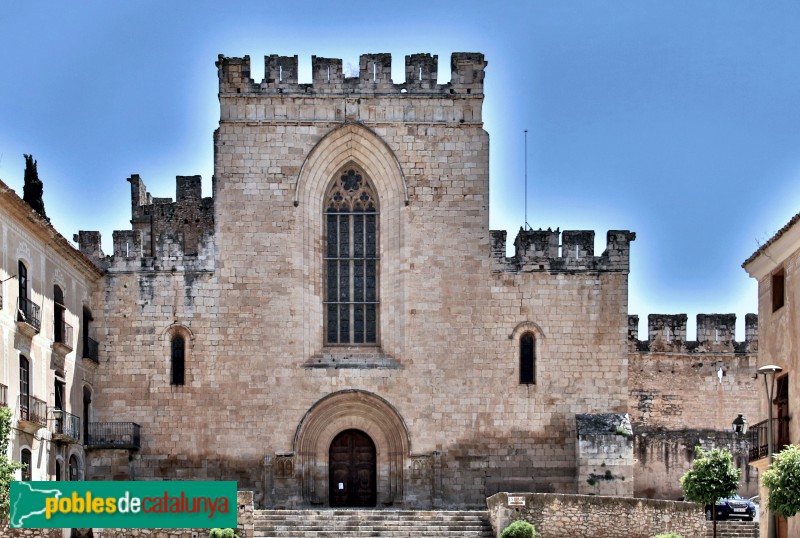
[253,509,494,538]
[703,520,759,538]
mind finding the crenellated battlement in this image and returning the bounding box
[77,175,215,273]
[491,227,636,273]
[216,52,486,96]
[628,313,758,353]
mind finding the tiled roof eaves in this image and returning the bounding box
[742,210,800,268]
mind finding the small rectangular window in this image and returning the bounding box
[772,269,785,312]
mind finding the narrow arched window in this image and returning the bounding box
[324,168,379,344]
[171,336,185,385]
[520,333,535,384]
[21,448,32,481]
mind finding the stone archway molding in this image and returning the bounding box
[293,122,408,207]
[294,390,410,506]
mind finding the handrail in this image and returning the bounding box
[86,422,141,450]
[18,395,47,426]
[83,337,99,363]
[50,409,81,441]
[55,320,74,350]
[17,297,41,332]
[748,417,791,461]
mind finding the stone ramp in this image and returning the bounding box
[253,509,494,538]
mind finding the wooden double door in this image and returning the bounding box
[329,429,377,507]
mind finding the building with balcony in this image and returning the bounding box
[743,211,800,538]
[0,180,104,482]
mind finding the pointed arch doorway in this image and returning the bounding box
[329,429,377,507]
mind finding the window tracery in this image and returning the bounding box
[324,168,379,345]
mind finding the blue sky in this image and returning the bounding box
[2,1,800,339]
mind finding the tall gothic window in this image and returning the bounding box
[325,168,379,344]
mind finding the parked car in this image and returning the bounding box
[705,494,757,521]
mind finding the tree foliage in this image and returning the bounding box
[762,444,800,518]
[0,406,24,520]
[680,447,741,505]
[22,154,48,222]
[500,520,538,538]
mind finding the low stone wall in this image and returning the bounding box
[3,491,254,538]
[2,528,62,537]
[487,492,706,538]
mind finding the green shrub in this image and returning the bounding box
[652,533,683,538]
[500,520,538,538]
[208,529,237,538]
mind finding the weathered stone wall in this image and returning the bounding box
[575,414,634,497]
[487,492,706,538]
[2,527,62,538]
[628,314,760,499]
[83,52,635,509]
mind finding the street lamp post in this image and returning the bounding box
[758,364,783,538]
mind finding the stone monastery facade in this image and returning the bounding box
[0,52,760,509]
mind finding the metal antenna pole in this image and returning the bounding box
[524,130,530,230]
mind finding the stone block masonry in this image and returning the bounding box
[78,51,633,509]
[628,313,760,500]
[487,492,706,538]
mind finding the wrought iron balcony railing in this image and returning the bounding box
[83,337,99,364]
[54,320,74,351]
[18,395,47,427]
[86,422,141,450]
[50,409,81,442]
[17,297,41,332]
[0,384,7,407]
[748,417,791,462]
